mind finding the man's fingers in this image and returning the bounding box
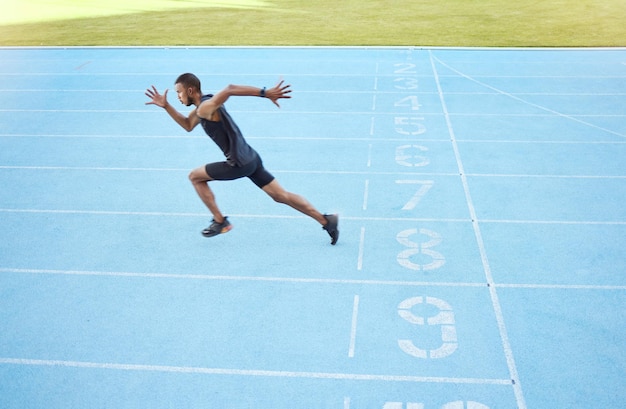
[145,86,168,106]
[278,84,291,98]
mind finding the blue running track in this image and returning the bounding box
[0,46,625,409]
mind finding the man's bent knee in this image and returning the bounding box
[189,168,211,184]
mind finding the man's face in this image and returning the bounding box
[174,83,193,106]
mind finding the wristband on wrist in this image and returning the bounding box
[259,87,266,98]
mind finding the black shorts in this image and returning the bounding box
[205,154,275,188]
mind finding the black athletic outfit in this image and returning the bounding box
[200,94,275,188]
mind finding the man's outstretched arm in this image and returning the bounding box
[145,86,200,132]
[197,80,292,120]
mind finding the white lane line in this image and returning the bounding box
[2,208,625,225]
[357,227,366,271]
[0,166,460,177]
[480,219,626,225]
[0,357,512,385]
[2,89,626,96]
[2,165,626,181]
[362,179,370,210]
[431,55,626,139]
[0,209,472,223]
[6,133,626,144]
[0,267,487,288]
[496,283,626,290]
[430,51,527,409]
[6,267,620,290]
[2,165,625,179]
[3,208,625,225]
[348,295,360,358]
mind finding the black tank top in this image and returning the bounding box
[199,94,257,166]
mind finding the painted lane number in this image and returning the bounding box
[397,296,458,359]
[396,228,445,271]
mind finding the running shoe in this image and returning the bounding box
[323,214,339,245]
[202,217,233,237]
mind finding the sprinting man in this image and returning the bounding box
[145,73,338,245]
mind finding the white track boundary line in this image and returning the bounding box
[430,51,527,409]
[2,267,623,290]
[4,134,626,145]
[431,55,626,139]
[0,208,472,223]
[0,357,511,385]
[2,165,625,179]
[1,108,625,117]
[0,165,460,177]
[480,219,626,226]
[3,89,626,97]
[0,109,496,115]
[467,174,626,179]
[1,208,625,225]
[0,267,487,288]
[348,295,360,358]
[459,140,626,144]
[357,227,366,271]
[495,283,626,290]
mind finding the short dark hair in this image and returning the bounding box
[175,73,201,91]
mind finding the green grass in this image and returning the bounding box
[1,0,625,47]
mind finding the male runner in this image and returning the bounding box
[145,73,338,245]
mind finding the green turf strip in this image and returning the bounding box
[0,0,625,46]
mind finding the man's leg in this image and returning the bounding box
[261,179,326,224]
[262,179,339,245]
[188,166,226,223]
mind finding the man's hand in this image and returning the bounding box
[265,79,292,108]
[145,86,169,108]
